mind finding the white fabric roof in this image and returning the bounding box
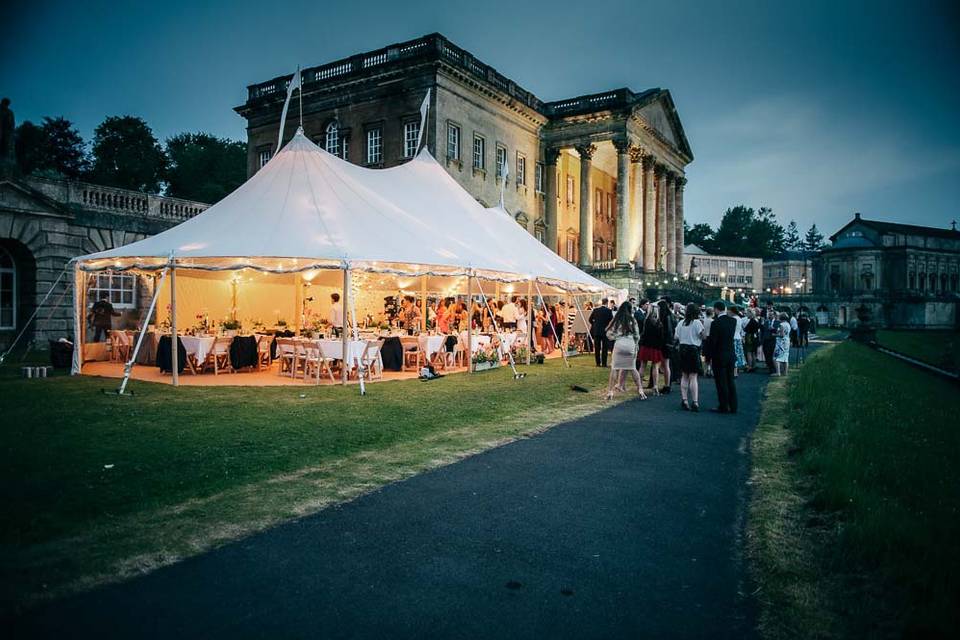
[75,131,611,293]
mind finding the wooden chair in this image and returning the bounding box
[401,337,423,371]
[276,338,298,377]
[109,330,132,363]
[202,336,233,375]
[303,341,337,383]
[358,340,384,380]
[256,335,273,371]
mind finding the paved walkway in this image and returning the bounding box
[13,367,778,639]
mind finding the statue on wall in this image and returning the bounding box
[0,98,15,175]
[658,246,668,272]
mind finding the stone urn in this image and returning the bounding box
[850,304,877,344]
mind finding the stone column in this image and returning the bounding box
[675,176,686,275]
[544,147,560,254]
[642,154,656,272]
[656,163,668,271]
[666,171,676,273]
[629,147,644,264]
[614,139,630,266]
[576,143,596,268]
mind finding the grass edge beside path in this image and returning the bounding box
[746,344,843,639]
[7,377,626,614]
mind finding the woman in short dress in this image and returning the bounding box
[638,304,664,394]
[773,312,791,375]
[742,307,759,372]
[605,301,646,400]
[674,302,705,412]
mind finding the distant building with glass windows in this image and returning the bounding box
[682,244,763,293]
[763,250,815,294]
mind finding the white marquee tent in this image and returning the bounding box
[70,130,613,379]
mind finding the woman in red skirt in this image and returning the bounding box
[637,304,664,394]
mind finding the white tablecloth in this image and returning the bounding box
[180,336,216,362]
[459,331,492,354]
[317,339,368,365]
[418,334,447,358]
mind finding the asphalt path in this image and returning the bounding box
[12,363,783,639]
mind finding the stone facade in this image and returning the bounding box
[235,33,693,293]
[0,175,208,351]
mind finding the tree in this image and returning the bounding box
[88,116,167,193]
[804,224,826,251]
[14,116,88,178]
[784,220,801,250]
[684,221,716,253]
[711,205,786,258]
[165,132,246,203]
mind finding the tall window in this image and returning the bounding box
[566,237,576,262]
[566,176,575,204]
[325,121,340,157]
[535,162,544,194]
[595,188,602,216]
[516,153,526,186]
[258,149,271,170]
[0,246,15,330]
[496,145,507,178]
[535,226,544,244]
[446,122,461,161]
[403,121,420,158]
[473,134,485,170]
[366,127,382,165]
[88,272,137,309]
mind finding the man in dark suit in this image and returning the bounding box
[707,300,738,414]
[588,297,613,367]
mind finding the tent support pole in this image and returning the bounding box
[420,276,427,332]
[117,266,169,395]
[341,268,350,385]
[294,273,302,337]
[526,280,533,365]
[466,272,473,372]
[563,290,571,353]
[534,282,570,368]
[475,276,520,378]
[170,257,179,387]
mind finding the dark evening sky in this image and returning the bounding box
[3,0,959,235]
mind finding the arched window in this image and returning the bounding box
[0,245,16,330]
[324,121,340,157]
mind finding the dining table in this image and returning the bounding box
[179,335,216,363]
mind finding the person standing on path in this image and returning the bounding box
[742,307,759,372]
[707,300,738,414]
[657,299,676,394]
[589,298,613,367]
[773,312,792,376]
[675,302,705,412]
[760,309,777,374]
[638,304,663,393]
[604,301,646,401]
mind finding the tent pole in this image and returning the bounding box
[563,290,571,353]
[341,268,350,385]
[294,272,302,337]
[466,271,473,372]
[525,279,533,365]
[71,264,84,374]
[420,276,427,332]
[117,266,169,395]
[170,257,179,387]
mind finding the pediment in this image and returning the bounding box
[633,91,694,161]
[0,179,67,216]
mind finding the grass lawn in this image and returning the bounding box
[876,329,960,372]
[0,356,618,613]
[749,341,960,638]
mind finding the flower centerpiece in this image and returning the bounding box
[472,345,501,371]
[221,317,242,336]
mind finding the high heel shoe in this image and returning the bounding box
[681,400,690,411]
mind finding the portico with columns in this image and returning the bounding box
[539,88,693,285]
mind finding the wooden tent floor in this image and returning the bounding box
[81,361,469,386]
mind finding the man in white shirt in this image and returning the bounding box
[328,293,343,334]
[500,297,519,329]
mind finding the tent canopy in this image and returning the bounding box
[75,131,612,294]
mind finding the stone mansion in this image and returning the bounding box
[235,33,693,283]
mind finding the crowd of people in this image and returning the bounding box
[586,295,813,414]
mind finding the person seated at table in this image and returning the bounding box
[454,302,469,332]
[88,292,121,342]
[471,301,483,329]
[328,293,343,336]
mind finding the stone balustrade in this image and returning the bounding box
[246,33,546,113]
[25,176,209,223]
